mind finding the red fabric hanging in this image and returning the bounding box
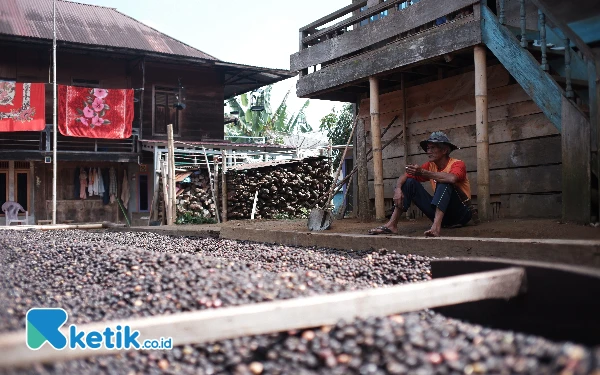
[0,81,46,132]
[58,85,134,139]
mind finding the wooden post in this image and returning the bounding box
[591,60,600,221]
[564,38,574,99]
[221,150,228,223]
[401,73,409,168]
[499,0,505,25]
[474,45,490,221]
[539,11,548,71]
[562,97,591,224]
[161,160,169,225]
[519,0,527,47]
[369,76,385,221]
[356,118,370,221]
[167,124,176,225]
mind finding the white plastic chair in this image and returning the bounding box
[2,201,28,226]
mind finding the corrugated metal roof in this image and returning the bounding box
[0,0,217,60]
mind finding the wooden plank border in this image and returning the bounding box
[0,268,525,369]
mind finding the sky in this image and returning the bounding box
[74,0,352,131]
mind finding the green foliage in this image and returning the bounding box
[320,103,354,167]
[225,85,313,144]
[176,212,217,225]
[272,206,311,220]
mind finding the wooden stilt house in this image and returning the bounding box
[291,0,600,224]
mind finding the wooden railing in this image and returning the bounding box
[497,0,596,102]
[294,0,479,75]
[43,125,139,154]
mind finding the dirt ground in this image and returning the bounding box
[221,217,600,240]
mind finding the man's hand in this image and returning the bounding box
[393,187,404,208]
[405,164,422,176]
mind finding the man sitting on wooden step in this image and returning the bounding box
[368,131,474,237]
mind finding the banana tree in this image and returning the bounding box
[225,86,313,144]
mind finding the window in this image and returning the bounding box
[153,86,180,135]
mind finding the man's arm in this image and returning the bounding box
[406,161,466,184]
[418,170,458,184]
[395,173,409,190]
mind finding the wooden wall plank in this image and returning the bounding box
[374,111,557,160]
[368,164,562,198]
[371,136,562,178]
[561,97,591,223]
[508,193,562,218]
[297,19,481,97]
[358,65,511,119]
[360,83,535,131]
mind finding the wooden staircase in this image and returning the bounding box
[481,2,597,224]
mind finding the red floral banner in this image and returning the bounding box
[58,85,134,139]
[0,81,46,132]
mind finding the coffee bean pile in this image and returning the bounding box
[0,230,431,334]
[22,312,599,375]
[1,230,598,375]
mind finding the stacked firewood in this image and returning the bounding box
[176,174,217,219]
[225,157,332,220]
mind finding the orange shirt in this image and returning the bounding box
[408,158,471,200]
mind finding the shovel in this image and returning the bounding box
[308,116,358,231]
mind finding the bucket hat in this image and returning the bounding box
[420,131,459,152]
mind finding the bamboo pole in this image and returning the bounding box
[202,146,220,223]
[221,150,228,223]
[51,0,57,225]
[474,45,490,221]
[401,74,409,168]
[369,77,385,221]
[167,124,176,225]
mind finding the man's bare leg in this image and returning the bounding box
[380,206,403,234]
[425,207,444,237]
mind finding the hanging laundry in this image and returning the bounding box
[88,167,94,196]
[58,85,134,139]
[121,170,130,208]
[79,169,88,200]
[93,168,100,196]
[109,167,117,203]
[0,81,46,132]
[97,168,105,196]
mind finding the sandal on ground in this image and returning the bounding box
[368,226,394,235]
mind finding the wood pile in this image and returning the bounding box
[225,157,332,220]
[175,173,217,220]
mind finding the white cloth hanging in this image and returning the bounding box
[97,169,105,195]
[109,167,117,203]
[88,168,93,195]
[93,168,100,196]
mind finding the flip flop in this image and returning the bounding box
[368,226,393,235]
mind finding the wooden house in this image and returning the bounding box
[0,0,293,225]
[291,0,600,223]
